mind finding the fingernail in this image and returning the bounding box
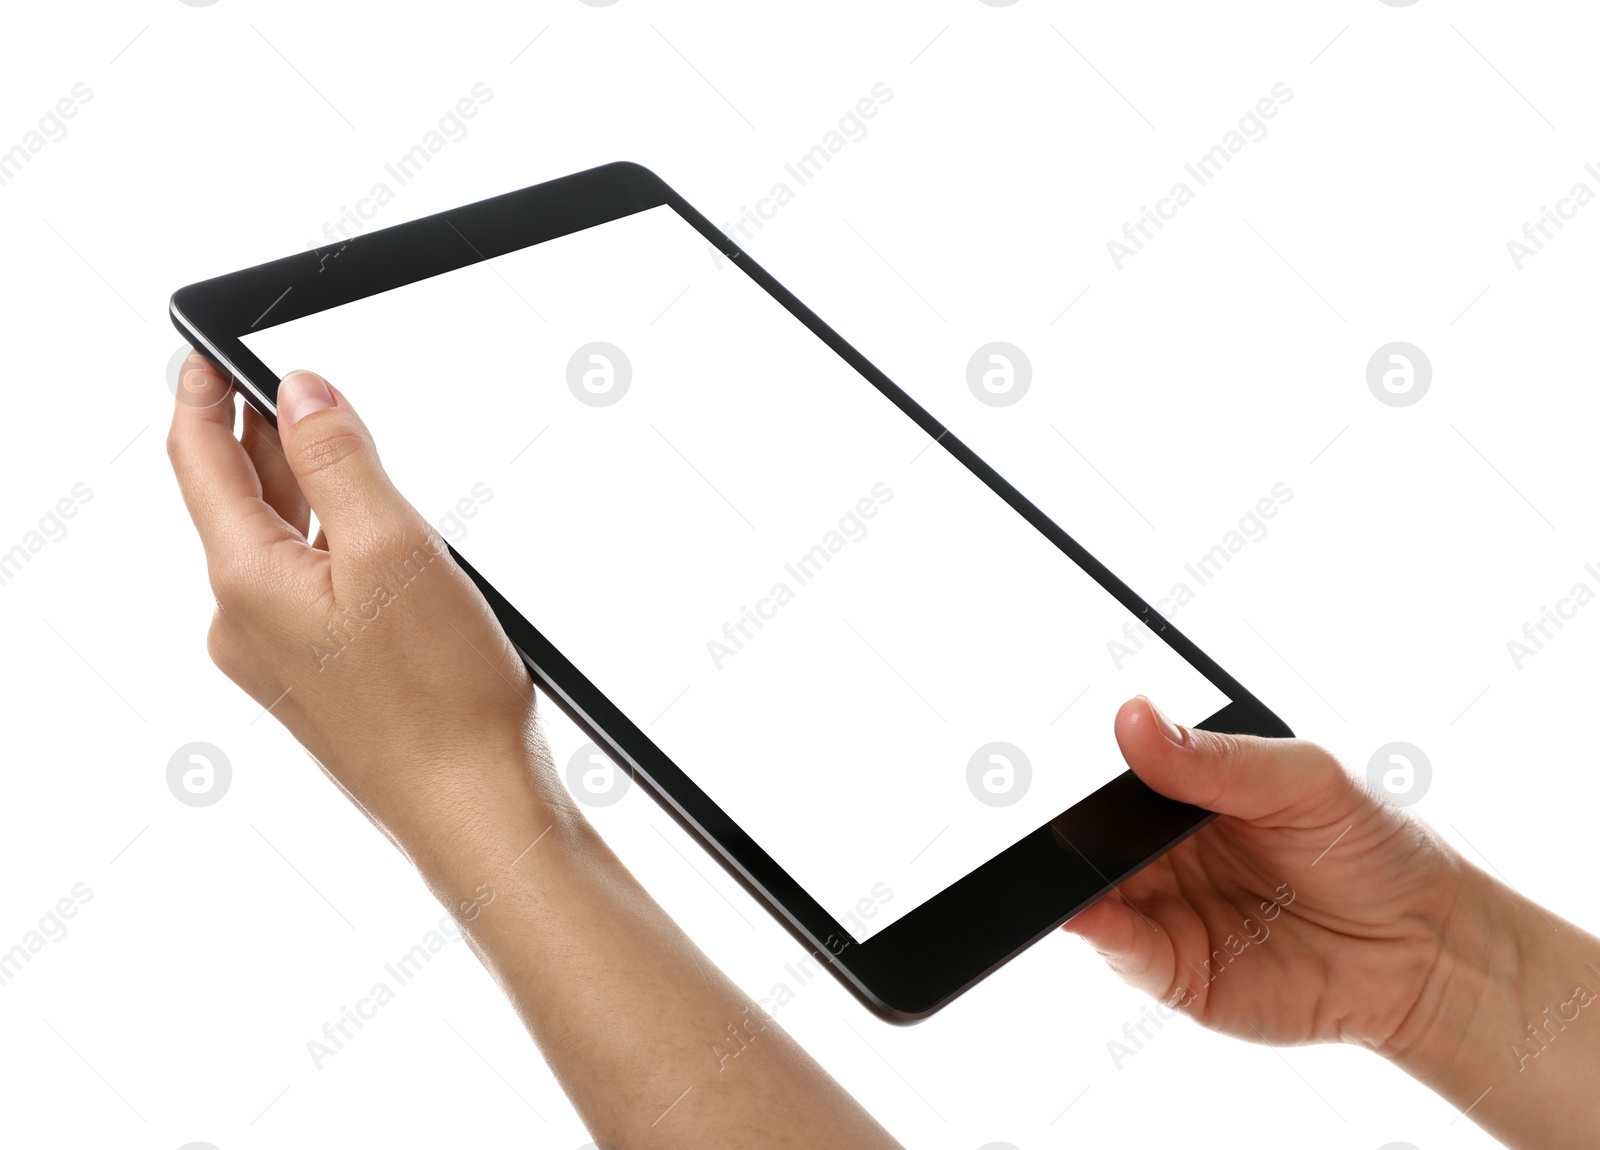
[1140,695,1187,746]
[278,371,335,429]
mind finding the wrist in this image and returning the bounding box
[1378,849,1600,1149]
[1380,851,1593,1097]
[392,744,594,895]
[1381,857,1519,1077]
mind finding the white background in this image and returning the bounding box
[1,2,1595,1148]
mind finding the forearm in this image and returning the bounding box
[1387,860,1600,1149]
[409,759,902,1149]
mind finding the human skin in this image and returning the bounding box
[166,359,902,1149]
[1064,701,1600,1148]
[168,357,1600,1148]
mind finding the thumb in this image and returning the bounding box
[277,371,418,550]
[1115,696,1358,826]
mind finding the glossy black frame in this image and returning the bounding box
[170,161,1293,1021]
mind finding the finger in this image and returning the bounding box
[1062,892,1178,1002]
[242,404,310,539]
[1114,696,1360,826]
[166,353,288,550]
[173,346,234,413]
[275,371,423,556]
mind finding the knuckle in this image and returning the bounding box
[350,518,435,569]
[342,523,399,567]
[292,421,370,479]
[1203,729,1245,763]
[1306,742,1359,799]
[1301,739,1342,774]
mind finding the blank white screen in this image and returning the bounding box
[242,204,1227,941]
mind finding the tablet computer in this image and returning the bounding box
[170,161,1291,1021]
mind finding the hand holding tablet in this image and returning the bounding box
[165,163,1600,1149]
[171,162,1289,1017]
[167,351,1600,1150]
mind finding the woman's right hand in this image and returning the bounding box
[1065,697,1600,1150]
[1064,696,1469,1056]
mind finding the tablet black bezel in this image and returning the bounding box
[170,160,1293,1022]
